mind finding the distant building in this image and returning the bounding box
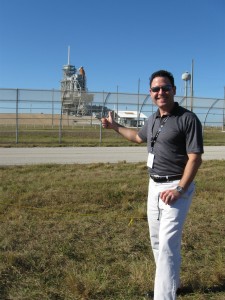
[115,111,147,127]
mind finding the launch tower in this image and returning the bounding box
[61,47,93,115]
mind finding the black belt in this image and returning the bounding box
[150,174,182,183]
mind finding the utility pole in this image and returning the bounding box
[190,59,194,112]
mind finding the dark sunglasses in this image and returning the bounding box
[151,85,173,93]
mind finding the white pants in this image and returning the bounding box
[147,179,195,300]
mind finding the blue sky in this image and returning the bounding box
[0,0,225,98]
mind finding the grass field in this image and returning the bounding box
[0,161,224,299]
[0,125,225,147]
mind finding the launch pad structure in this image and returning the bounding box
[61,47,93,116]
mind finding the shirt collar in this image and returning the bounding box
[155,102,179,118]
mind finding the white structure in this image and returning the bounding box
[61,46,93,116]
[182,72,191,95]
[182,71,191,109]
[116,111,147,127]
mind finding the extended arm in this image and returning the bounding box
[101,111,143,144]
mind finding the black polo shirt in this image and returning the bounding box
[138,102,204,176]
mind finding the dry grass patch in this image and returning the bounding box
[0,161,224,299]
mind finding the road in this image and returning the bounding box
[0,146,224,166]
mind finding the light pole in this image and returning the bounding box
[190,59,194,112]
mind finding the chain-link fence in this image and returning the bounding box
[0,88,224,145]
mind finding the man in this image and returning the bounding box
[102,70,204,300]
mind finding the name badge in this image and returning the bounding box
[147,153,154,168]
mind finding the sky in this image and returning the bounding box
[0,0,225,99]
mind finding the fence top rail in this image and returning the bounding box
[0,88,224,101]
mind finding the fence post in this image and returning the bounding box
[16,89,19,144]
[223,87,225,132]
[52,89,54,128]
[59,100,63,144]
[137,79,140,129]
[99,91,104,144]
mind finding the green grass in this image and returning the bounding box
[0,161,225,299]
[0,125,225,146]
[203,127,225,146]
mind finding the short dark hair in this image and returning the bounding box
[149,70,175,87]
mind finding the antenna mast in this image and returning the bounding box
[68,46,70,65]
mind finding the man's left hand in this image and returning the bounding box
[160,189,181,205]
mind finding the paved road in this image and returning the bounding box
[0,146,224,166]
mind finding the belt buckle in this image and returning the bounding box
[155,175,161,182]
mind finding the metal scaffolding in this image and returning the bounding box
[60,47,93,116]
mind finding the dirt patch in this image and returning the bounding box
[0,114,99,126]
